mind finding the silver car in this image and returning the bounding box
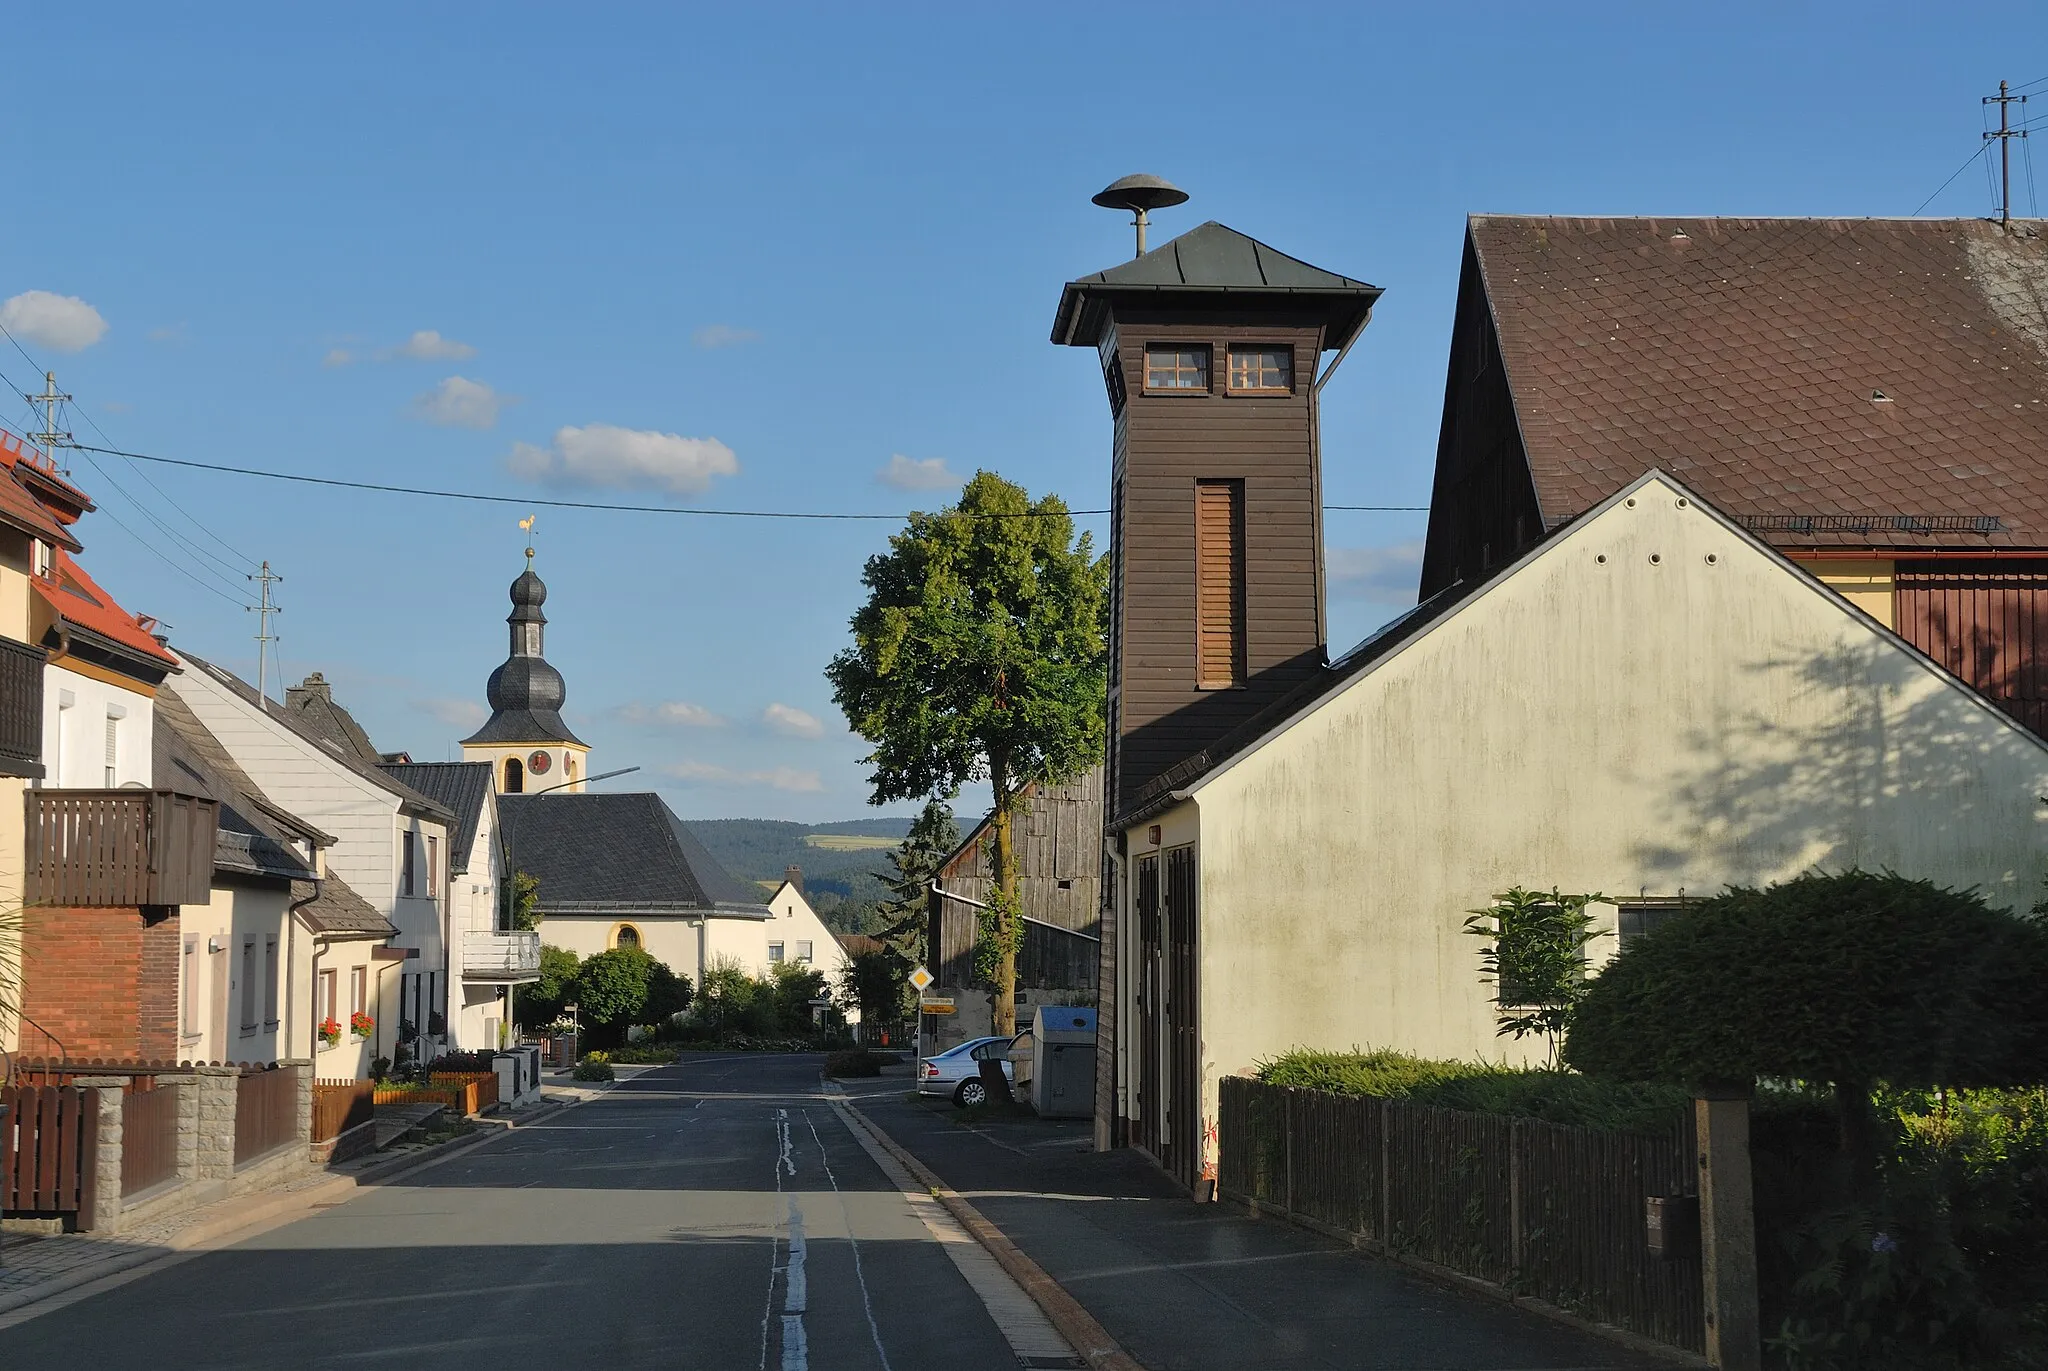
[917,1036,1016,1107]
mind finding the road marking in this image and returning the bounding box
[829,1100,1078,1367]
[803,1111,895,1371]
[782,1195,809,1371]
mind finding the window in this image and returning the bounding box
[767,941,785,963]
[263,938,280,1026]
[1228,345,1293,393]
[1195,480,1246,688]
[615,924,641,951]
[103,713,119,786]
[239,939,259,1032]
[182,938,200,1038]
[504,757,524,793]
[794,940,813,964]
[350,966,367,1015]
[566,755,577,782]
[1618,901,1689,945]
[401,831,417,895]
[519,622,541,655]
[971,1040,1008,1061]
[427,836,439,898]
[1144,344,1210,391]
[319,968,338,1032]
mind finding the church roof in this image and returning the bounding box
[498,792,769,915]
[1052,220,1381,348]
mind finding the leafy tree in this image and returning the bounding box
[506,870,543,932]
[767,961,829,1033]
[838,947,917,1027]
[1462,888,1607,1069]
[827,471,1107,1036]
[572,947,693,1046]
[514,944,581,1030]
[1565,871,2048,1174]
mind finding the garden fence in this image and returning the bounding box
[233,1065,300,1167]
[1217,1077,1703,1355]
[1,1083,93,1216]
[122,1082,182,1194]
[311,1080,375,1143]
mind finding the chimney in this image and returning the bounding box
[286,671,332,709]
[785,865,804,894]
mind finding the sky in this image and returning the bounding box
[0,5,2039,822]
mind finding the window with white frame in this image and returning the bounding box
[103,712,120,786]
[767,942,785,963]
[263,938,280,1027]
[794,940,813,963]
[182,938,201,1038]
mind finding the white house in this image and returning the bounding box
[169,650,460,1073]
[380,760,538,1050]
[763,872,850,987]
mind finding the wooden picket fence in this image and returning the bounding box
[1,1084,94,1216]
[312,1080,376,1143]
[371,1071,499,1117]
[122,1083,182,1194]
[233,1065,300,1167]
[1218,1077,1704,1355]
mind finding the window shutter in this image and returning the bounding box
[1195,481,1245,688]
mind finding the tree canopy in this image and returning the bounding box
[569,947,692,1039]
[1564,871,2048,1091]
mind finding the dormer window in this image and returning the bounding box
[1228,346,1293,394]
[1145,344,1210,392]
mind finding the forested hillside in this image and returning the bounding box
[681,815,936,931]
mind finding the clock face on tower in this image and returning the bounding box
[527,750,552,775]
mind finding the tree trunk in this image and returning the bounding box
[991,766,1018,1039]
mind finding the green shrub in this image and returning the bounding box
[572,1052,615,1082]
[1256,1048,1689,1133]
[824,1049,884,1078]
[603,1042,678,1065]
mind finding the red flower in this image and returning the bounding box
[319,1017,342,1043]
[349,1011,375,1037]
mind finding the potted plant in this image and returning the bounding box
[349,1010,375,1039]
[318,1016,342,1047]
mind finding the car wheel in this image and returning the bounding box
[953,1078,988,1108]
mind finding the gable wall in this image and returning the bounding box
[1192,478,2048,1086]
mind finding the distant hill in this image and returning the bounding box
[681,815,929,912]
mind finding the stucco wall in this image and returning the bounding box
[177,880,294,1064]
[42,663,154,789]
[1165,478,2048,1168]
[539,911,772,993]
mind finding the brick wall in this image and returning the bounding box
[20,904,183,1059]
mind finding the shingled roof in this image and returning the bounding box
[498,792,768,916]
[379,762,493,873]
[154,683,322,884]
[1466,215,2048,548]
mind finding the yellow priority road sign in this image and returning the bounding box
[908,965,935,993]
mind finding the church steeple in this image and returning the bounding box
[462,548,590,794]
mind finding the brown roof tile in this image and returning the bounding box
[1470,215,2048,547]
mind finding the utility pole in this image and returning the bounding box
[25,372,72,472]
[1985,80,2030,226]
[248,561,282,703]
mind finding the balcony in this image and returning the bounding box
[25,789,219,908]
[463,929,542,983]
[0,634,45,779]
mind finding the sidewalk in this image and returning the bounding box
[0,1085,588,1318]
[841,1073,1676,1371]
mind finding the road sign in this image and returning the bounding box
[908,965,934,993]
[920,1001,956,1015]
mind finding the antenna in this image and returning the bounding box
[248,560,282,703]
[1091,174,1190,257]
[1986,80,2030,226]
[25,372,72,473]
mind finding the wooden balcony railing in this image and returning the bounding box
[24,789,219,908]
[0,634,46,779]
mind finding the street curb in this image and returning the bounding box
[0,1091,595,1321]
[835,1094,1146,1371]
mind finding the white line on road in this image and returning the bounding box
[803,1110,895,1371]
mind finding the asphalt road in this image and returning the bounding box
[0,1054,1050,1369]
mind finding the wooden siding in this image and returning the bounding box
[1896,559,2048,735]
[1195,481,1246,688]
[1106,311,1330,819]
[1419,236,1545,599]
[24,789,218,907]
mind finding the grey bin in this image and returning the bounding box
[1029,1006,1097,1120]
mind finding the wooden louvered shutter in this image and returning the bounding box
[1195,481,1245,688]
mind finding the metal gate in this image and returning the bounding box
[1164,845,1199,1191]
[1134,853,1162,1163]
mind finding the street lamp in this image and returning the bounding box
[528,765,640,797]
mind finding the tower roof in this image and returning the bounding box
[462,557,587,748]
[1052,220,1381,348]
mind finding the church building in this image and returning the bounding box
[462,549,589,794]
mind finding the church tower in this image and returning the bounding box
[461,551,589,794]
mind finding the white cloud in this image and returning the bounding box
[665,760,823,793]
[876,454,960,492]
[507,423,739,497]
[414,697,487,729]
[381,329,476,362]
[1,291,108,353]
[762,702,824,739]
[613,700,727,728]
[692,323,760,349]
[1328,540,1425,606]
[147,323,188,345]
[410,375,507,429]
[323,347,355,367]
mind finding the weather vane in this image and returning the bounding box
[519,513,536,560]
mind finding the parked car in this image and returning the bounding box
[917,1035,1016,1107]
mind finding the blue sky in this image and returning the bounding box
[0,5,2036,822]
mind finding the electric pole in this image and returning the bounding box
[1985,80,2030,226]
[25,372,72,472]
[248,561,282,702]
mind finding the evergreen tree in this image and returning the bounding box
[875,799,962,965]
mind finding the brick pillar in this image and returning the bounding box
[71,1078,125,1235]
[137,908,182,1060]
[192,1066,241,1182]
[279,1057,313,1148]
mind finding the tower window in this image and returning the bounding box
[1228,346,1293,394]
[1196,480,1247,689]
[1145,344,1210,392]
[504,756,524,793]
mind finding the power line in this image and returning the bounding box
[71,441,1429,517]
[1912,141,1994,216]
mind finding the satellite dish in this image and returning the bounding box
[1091,174,1189,257]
